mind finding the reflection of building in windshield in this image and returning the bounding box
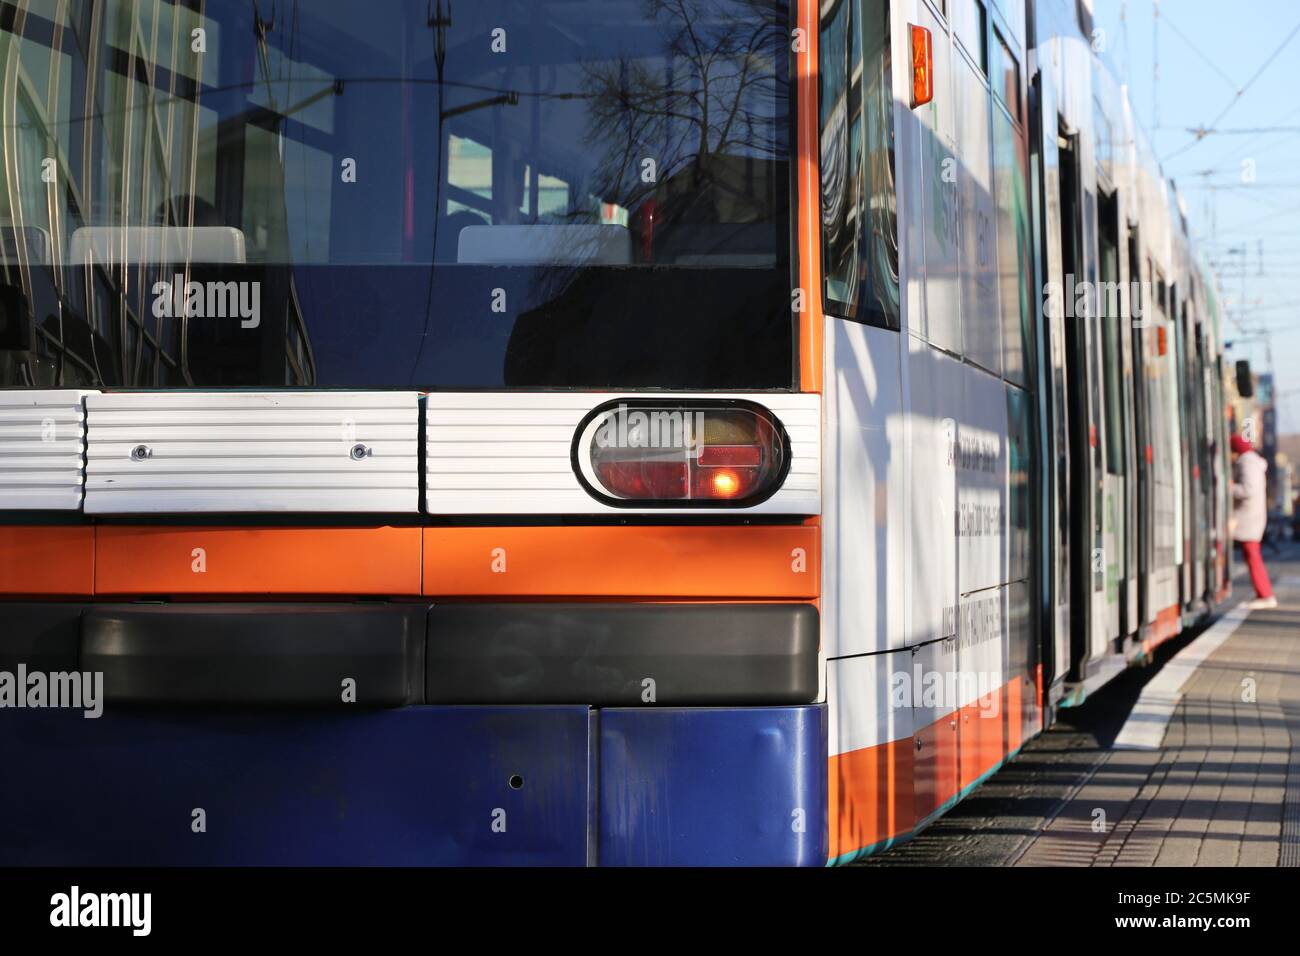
[0,1,312,388]
[435,0,786,265]
[3,1,792,390]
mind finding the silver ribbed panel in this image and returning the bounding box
[423,392,820,515]
[84,392,420,514]
[0,390,94,510]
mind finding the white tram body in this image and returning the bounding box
[819,0,1228,860]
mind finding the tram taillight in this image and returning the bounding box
[575,401,789,507]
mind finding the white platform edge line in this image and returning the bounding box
[1111,603,1253,751]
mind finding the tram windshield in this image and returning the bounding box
[0,0,792,390]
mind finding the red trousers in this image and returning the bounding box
[1237,540,1274,599]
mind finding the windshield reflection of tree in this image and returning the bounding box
[505,0,787,386]
[581,0,782,251]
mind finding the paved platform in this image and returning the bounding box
[865,550,1300,867]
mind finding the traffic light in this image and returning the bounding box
[1236,359,1254,399]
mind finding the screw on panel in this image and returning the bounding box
[350,443,371,461]
[130,445,152,461]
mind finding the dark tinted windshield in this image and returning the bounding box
[0,0,792,390]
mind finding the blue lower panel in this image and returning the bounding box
[598,705,827,866]
[0,706,590,866]
[0,704,827,865]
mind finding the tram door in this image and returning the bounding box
[1128,234,1151,637]
[1168,284,1190,613]
[1057,131,1104,681]
[1036,72,1072,705]
[1191,323,1212,605]
[1173,292,1193,609]
[1202,335,1227,599]
[1177,299,1212,610]
[1096,190,1126,645]
[1144,273,1180,626]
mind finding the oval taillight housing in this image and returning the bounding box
[575,400,789,507]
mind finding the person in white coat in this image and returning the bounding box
[1230,434,1277,609]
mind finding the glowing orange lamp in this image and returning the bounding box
[910,25,934,109]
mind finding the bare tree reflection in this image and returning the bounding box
[504,0,790,386]
[578,0,787,242]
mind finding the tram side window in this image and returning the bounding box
[819,0,900,329]
[951,0,988,73]
[991,28,1020,123]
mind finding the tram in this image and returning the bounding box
[0,0,1228,865]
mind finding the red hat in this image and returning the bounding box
[1230,434,1254,455]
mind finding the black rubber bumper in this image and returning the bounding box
[83,604,426,706]
[0,603,82,672]
[0,602,819,707]
[424,603,819,705]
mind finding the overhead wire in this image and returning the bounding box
[1160,16,1300,163]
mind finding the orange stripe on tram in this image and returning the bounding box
[422,524,819,599]
[94,527,422,596]
[0,526,94,596]
[828,674,1039,862]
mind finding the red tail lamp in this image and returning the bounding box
[910,25,933,109]
[634,199,658,262]
[577,401,789,507]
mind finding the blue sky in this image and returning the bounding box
[1093,0,1300,433]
